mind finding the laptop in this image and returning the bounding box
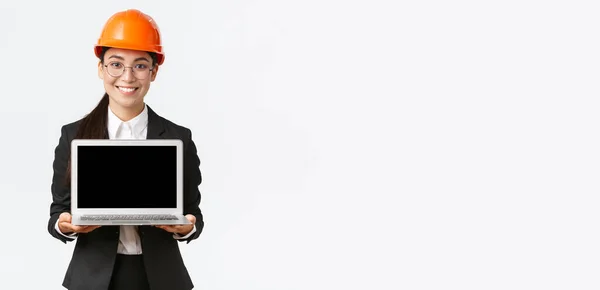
[70,139,192,226]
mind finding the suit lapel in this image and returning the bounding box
[146,105,166,139]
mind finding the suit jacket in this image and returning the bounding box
[47,105,204,290]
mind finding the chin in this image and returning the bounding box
[109,94,143,109]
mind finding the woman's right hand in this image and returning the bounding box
[58,212,101,234]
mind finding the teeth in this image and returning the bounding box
[118,87,136,93]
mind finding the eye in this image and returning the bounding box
[109,62,123,68]
[134,64,148,70]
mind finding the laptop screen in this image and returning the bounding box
[76,145,177,208]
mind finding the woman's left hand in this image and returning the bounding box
[155,214,196,236]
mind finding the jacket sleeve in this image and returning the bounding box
[47,125,75,244]
[179,128,204,243]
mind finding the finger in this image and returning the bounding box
[173,225,185,230]
[162,226,176,231]
[59,222,75,233]
[167,225,192,235]
[80,226,100,233]
[157,226,178,233]
[70,225,85,233]
[75,225,98,233]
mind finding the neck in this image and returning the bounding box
[108,102,145,122]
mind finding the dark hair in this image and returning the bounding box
[64,47,158,186]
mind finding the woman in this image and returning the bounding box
[47,9,204,290]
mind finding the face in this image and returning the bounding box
[98,48,159,113]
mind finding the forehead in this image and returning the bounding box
[104,48,151,61]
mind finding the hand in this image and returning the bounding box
[58,212,101,235]
[155,214,196,236]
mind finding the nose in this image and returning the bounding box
[120,67,136,82]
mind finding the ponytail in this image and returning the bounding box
[74,93,110,140]
[64,93,110,186]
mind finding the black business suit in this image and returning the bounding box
[47,105,204,290]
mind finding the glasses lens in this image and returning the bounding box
[106,62,124,77]
[106,62,152,80]
[132,65,151,79]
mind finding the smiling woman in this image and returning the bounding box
[47,9,204,290]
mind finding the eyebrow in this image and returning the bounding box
[108,55,150,62]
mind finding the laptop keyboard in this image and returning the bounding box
[81,214,178,221]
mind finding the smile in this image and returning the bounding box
[117,86,138,94]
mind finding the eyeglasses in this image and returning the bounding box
[103,61,154,80]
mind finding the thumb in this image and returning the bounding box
[60,212,72,223]
[185,214,196,223]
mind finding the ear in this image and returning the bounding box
[150,65,159,82]
[97,61,104,80]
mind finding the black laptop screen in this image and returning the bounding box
[76,145,177,208]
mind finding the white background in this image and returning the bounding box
[0,0,599,289]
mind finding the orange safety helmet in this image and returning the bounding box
[94,9,165,65]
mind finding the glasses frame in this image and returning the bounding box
[103,61,155,80]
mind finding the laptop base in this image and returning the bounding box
[72,215,192,226]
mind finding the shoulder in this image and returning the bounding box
[149,106,194,139]
[58,118,83,138]
[162,116,193,137]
